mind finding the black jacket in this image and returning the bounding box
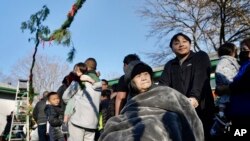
[44,105,64,127]
[229,61,250,121]
[44,105,64,140]
[32,98,47,124]
[159,51,215,120]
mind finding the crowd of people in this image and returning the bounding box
[3,32,249,141]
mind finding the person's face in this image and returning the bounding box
[241,44,250,51]
[171,36,191,58]
[48,94,60,106]
[240,44,250,58]
[74,66,83,77]
[102,81,108,90]
[132,72,152,93]
[232,48,238,58]
[123,63,128,73]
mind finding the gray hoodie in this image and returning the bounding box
[63,81,101,129]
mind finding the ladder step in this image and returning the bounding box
[13,121,26,124]
[8,80,29,141]
[16,100,28,102]
[16,97,28,99]
[15,112,27,115]
[19,79,28,83]
[18,104,27,107]
[13,122,26,125]
[14,113,27,116]
[17,93,28,96]
[19,88,28,91]
[9,138,25,141]
[13,118,27,121]
[12,122,26,125]
[17,94,28,98]
[11,129,24,132]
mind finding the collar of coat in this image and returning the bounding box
[172,51,195,64]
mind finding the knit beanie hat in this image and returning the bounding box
[125,60,153,83]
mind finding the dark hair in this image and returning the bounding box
[47,91,59,100]
[74,62,88,74]
[42,91,49,98]
[62,71,79,87]
[218,42,236,57]
[240,37,250,50]
[85,58,97,70]
[111,83,118,92]
[101,79,108,85]
[74,62,91,89]
[169,33,191,48]
[123,54,140,65]
[101,89,111,99]
[239,38,250,64]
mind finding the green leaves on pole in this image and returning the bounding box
[39,0,86,61]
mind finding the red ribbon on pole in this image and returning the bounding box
[42,40,45,48]
[39,38,45,48]
[69,4,78,17]
[49,36,54,46]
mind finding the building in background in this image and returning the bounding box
[0,83,16,134]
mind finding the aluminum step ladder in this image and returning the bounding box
[8,79,29,141]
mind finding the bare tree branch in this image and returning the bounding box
[139,0,250,64]
[10,53,70,95]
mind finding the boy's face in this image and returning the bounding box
[172,35,191,58]
[48,94,60,106]
[102,81,108,90]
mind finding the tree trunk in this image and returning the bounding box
[29,31,40,102]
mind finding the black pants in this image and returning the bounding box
[38,124,50,141]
